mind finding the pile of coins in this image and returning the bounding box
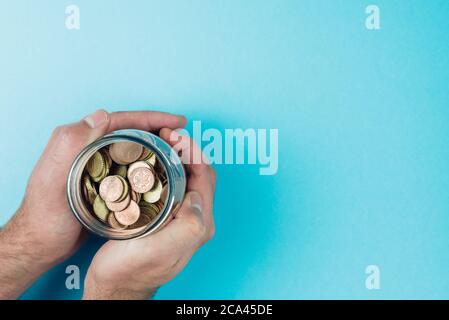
[82,141,168,231]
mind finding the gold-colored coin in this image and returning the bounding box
[143,178,162,203]
[91,151,110,182]
[83,175,98,205]
[116,175,129,202]
[144,153,157,166]
[140,204,159,219]
[111,164,127,179]
[140,200,160,212]
[82,182,90,205]
[93,195,110,222]
[86,151,105,179]
[100,149,112,168]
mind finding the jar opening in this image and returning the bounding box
[67,130,186,240]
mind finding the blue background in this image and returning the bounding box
[1,0,449,299]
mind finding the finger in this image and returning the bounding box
[108,111,187,133]
[159,128,216,232]
[46,110,186,161]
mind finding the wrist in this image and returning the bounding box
[83,270,157,300]
[11,203,76,266]
[0,214,54,299]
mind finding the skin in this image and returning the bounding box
[0,110,216,300]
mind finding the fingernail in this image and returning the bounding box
[83,109,108,129]
[188,191,203,215]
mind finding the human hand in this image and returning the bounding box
[83,129,216,300]
[0,110,186,299]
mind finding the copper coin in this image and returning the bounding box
[127,161,151,180]
[107,212,127,230]
[128,213,152,229]
[160,184,168,201]
[106,193,131,212]
[138,147,152,161]
[129,167,155,193]
[114,200,140,226]
[155,200,165,211]
[99,175,124,202]
[130,189,141,203]
[109,142,143,165]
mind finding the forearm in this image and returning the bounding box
[0,212,53,299]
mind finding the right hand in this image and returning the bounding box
[83,129,216,300]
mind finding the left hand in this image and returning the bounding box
[0,110,186,299]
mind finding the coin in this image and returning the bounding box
[114,200,140,225]
[155,200,165,211]
[86,151,105,179]
[160,183,168,202]
[140,204,159,219]
[138,147,153,161]
[129,166,155,193]
[82,183,90,206]
[83,175,98,204]
[106,193,131,212]
[145,153,157,166]
[100,149,112,168]
[130,189,141,203]
[127,161,151,180]
[83,141,170,232]
[115,176,129,202]
[111,164,127,179]
[93,195,110,222]
[109,142,143,165]
[143,178,162,203]
[92,151,110,182]
[107,212,127,230]
[99,175,124,202]
[128,213,152,229]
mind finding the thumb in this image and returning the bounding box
[161,191,208,253]
[147,191,209,255]
[176,191,204,224]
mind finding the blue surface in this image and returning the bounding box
[1,0,449,299]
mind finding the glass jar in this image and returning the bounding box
[67,129,186,240]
